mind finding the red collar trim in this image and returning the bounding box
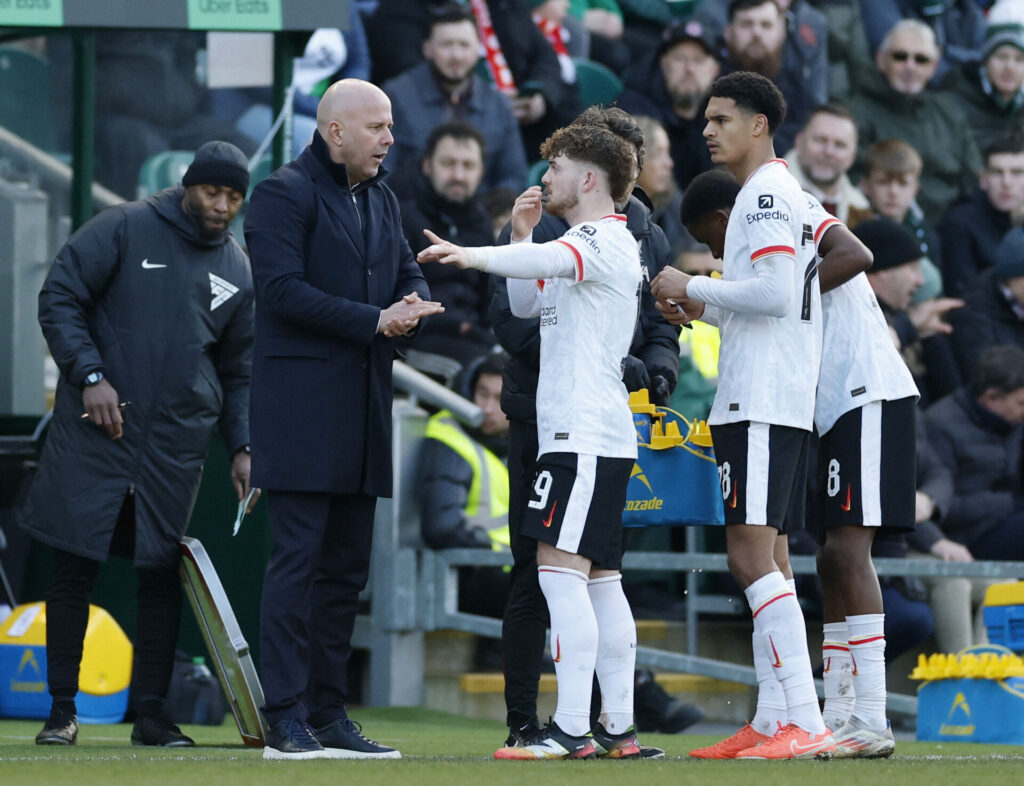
[744,158,788,186]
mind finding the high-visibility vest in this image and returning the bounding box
[424,410,511,550]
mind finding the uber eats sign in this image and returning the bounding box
[0,0,63,27]
[0,0,343,29]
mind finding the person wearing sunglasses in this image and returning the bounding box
[848,18,981,225]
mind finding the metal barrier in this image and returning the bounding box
[360,372,1024,719]
[420,546,1024,718]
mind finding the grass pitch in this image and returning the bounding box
[3,707,1024,786]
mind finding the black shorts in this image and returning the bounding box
[521,452,633,570]
[813,396,916,534]
[710,421,810,531]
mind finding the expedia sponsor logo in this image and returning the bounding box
[758,195,774,209]
[746,209,790,224]
[568,228,601,253]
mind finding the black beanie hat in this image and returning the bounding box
[852,217,922,272]
[182,141,250,196]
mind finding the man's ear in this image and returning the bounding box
[329,119,345,147]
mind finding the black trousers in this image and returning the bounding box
[45,493,182,704]
[500,418,548,730]
[258,490,376,727]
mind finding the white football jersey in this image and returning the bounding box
[710,159,822,430]
[535,215,642,459]
[804,194,920,433]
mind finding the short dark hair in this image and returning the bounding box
[728,0,779,21]
[805,102,857,129]
[679,169,741,227]
[572,106,646,172]
[423,120,486,160]
[426,2,477,37]
[539,124,637,205]
[983,132,1024,164]
[970,345,1024,397]
[710,71,787,135]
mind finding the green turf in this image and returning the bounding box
[3,708,1024,786]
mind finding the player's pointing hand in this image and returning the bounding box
[417,228,476,269]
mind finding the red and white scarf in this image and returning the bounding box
[468,0,517,95]
[533,14,575,84]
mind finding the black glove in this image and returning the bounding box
[621,355,651,392]
[650,375,672,407]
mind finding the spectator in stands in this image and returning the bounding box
[925,345,1024,562]
[366,0,581,162]
[861,0,987,84]
[906,416,992,655]
[418,352,511,623]
[711,0,827,154]
[859,139,943,298]
[397,122,498,367]
[854,217,963,406]
[947,23,1024,152]
[381,5,528,192]
[784,103,874,228]
[633,115,691,261]
[529,1,579,94]
[50,32,259,200]
[948,228,1024,378]
[617,19,719,191]
[848,19,982,223]
[697,0,828,153]
[939,135,1024,298]
[571,0,631,74]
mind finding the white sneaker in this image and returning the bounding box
[831,717,895,759]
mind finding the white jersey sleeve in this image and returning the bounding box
[805,193,919,433]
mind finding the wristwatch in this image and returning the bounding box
[83,371,105,387]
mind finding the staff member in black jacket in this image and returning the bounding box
[21,141,257,748]
[245,79,441,761]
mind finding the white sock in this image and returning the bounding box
[587,574,636,734]
[744,571,826,734]
[751,629,788,736]
[847,613,887,731]
[538,565,597,737]
[821,621,854,731]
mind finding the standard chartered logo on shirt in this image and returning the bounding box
[540,305,557,327]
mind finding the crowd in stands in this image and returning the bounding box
[8,0,1024,664]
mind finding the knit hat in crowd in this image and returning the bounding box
[994,227,1024,281]
[659,18,718,58]
[852,217,922,272]
[182,141,250,196]
[984,23,1024,61]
